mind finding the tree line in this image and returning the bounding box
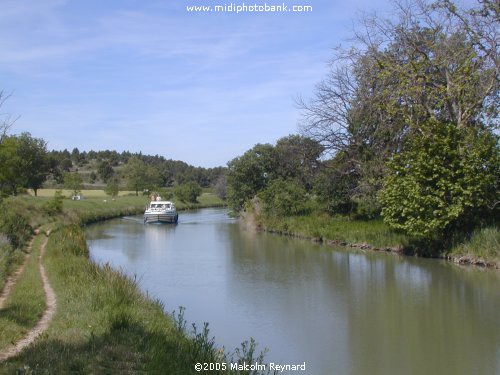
[0,129,225,200]
[226,0,499,249]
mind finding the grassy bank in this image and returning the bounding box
[0,235,45,351]
[0,194,274,373]
[0,242,24,293]
[447,227,499,267]
[256,213,408,250]
[254,211,499,267]
[1,225,217,373]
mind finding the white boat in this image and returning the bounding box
[144,199,178,224]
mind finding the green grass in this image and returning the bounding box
[0,234,46,351]
[0,243,24,293]
[448,226,500,266]
[259,213,409,249]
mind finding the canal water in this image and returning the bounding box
[86,208,500,375]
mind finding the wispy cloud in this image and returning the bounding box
[1,0,389,166]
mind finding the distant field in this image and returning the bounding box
[29,189,137,198]
[31,188,215,198]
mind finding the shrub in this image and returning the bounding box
[43,190,64,216]
[174,182,202,203]
[259,178,311,217]
[0,203,32,249]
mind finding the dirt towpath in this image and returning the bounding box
[0,232,57,361]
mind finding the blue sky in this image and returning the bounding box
[1,0,394,167]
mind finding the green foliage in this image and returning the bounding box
[274,135,323,191]
[226,137,323,211]
[380,120,499,241]
[123,156,161,196]
[449,226,499,264]
[259,179,311,217]
[226,144,275,210]
[0,133,51,196]
[43,190,64,216]
[97,160,114,182]
[17,133,50,196]
[353,194,381,220]
[104,178,120,197]
[174,181,202,203]
[313,156,358,215]
[0,135,22,195]
[64,172,83,196]
[155,188,174,201]
[0,202,32,249]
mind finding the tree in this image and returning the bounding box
[123,156,161,195]
[0,136,22,195]
[226,144,276,210]
[0,91,16,145]
[105,177,120,197]
[64,172,83,197]
[174,181,202,203]
[60,158,73,172]
[298,0,499,209]
[16,133,49,196]
[89,171,97,183]
[313,154,359,215]
[380,119,499,241]
[214,174,227,200]
[97,160,114,182]
[274,135,323,191]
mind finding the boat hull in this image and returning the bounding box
[144,212,178,224]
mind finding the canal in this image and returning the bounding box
[86,208,500,375]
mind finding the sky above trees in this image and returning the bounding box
[0,0,397,167]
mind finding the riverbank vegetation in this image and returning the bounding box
[226,0,499,266]
[0,194,272,373]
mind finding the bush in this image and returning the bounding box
[313,167,357,215]
[259,178,311,217]
[174,182,202,203]
[43,190,64,216]
[353,195,381,220]
[0,203,32,249]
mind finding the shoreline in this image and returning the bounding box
[0,195,250,373]
[244,210,499,269]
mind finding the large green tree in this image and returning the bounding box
[17,133,50,196]
[380,120,499,241]
[226,144,276,210]
[0,133,49,196]
[298,0,499,216]
[0,136,22,195]
[124,156,161,195]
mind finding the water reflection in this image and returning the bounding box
[87,209,500,375]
